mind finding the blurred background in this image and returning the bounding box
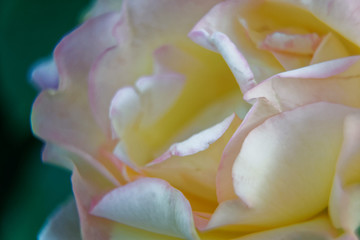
[0,0,89,239]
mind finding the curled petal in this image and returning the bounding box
[245,56,360,110]
[209,32,256,93]
[91,177,199,240]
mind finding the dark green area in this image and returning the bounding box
[0,0,89,239]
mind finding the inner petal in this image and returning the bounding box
[112,44,243,166]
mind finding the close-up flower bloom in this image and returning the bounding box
[31,0,360,239]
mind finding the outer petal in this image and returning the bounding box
[30,57,59,91]
[31,13,121,156]
[232,215,337,240]
[72,167,117,240]
[38,198,81,240]
[329,114,360,234]
[245,56,360,110]
[207,102,360,230]
[91,177,199,240]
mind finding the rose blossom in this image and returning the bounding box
[31,0,360,239]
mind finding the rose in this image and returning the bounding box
[30,0,360,240]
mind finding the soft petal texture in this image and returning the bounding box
[189,0,283,83]
[145,114,241,208]
[273,0,360,47]
[110,43,241,166]
[72,168,116,240]
[207,32,256,93]
[31,13,121,156]
[206,102,360,230]
[217,98,279,203]
[135,72,185,127]
[110,224,182,240]
[232,215,337,240]
[89,0,222,135]
[38,198,81,240]
[311,33,350,64]
[245,56,360,110]
[189,0,343,81]
[329,114,360,234]
[30,57,59,90]
[109,86,142,137]
[260,32,321,54]
[91,177,199,240]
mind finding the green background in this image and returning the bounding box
[0,0,89,239]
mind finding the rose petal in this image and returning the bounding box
[135,72,185,127]
[109,86,142,138]
[311,33,350,65]
[91,177,199,240]
[31,89,106,156]
[217,98,279,203]
[111,43,241,167]
[55,12,119,90]
[208,102,360,230]
[276,0,360,47]
[110,224,182,240]
[261,32,321,55]
[245,56,360,110]
[232,215,336,240]
[89,0,221,134]
[38,198,81,240]
[72,167,117,240]
[42,143,74,170]
[208,32,256,93]
[145,114,241,205]
[234,103,358,225]
[83,0,123,19]
[189,0,283,84]
[329,114,360,234]
[31,13,121,156]
[30,57,59,91]
[270,51,312,70]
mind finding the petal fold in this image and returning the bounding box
[91,177,199,240]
